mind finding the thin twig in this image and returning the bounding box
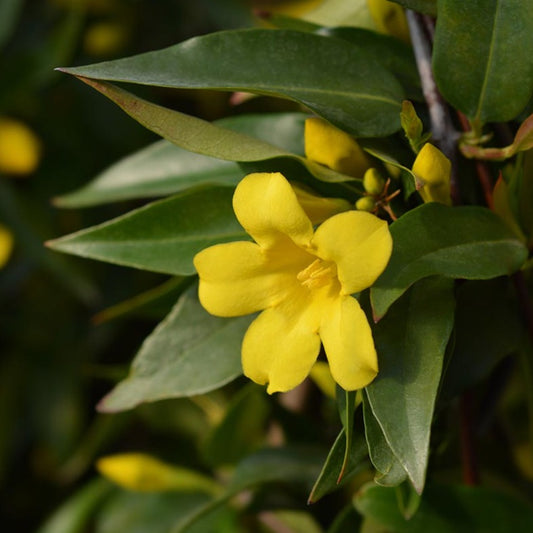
[459,392,480,485]
[406,10,460,204]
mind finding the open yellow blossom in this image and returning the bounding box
[412,143,452,206]
[194,173,392,393]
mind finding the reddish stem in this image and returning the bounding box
[459,392,480,485]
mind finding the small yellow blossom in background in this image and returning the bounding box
[83,21,129,56]
[305,117,371,178]
[0,118,41,176]
[366,0,410,44]
[194,172,392,393]
[412,143,452,205]
[0,225,14,268]
[96,453,220,494]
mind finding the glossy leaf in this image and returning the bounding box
[363,397,407,487]
[336,388,357,482]
[433,0,533,124]
[60,29,404,137]
[55,113,307,208]
[308,427,368,503]
[366,277,455,493]
[370,203,528,320]
[355,483,533,532]
[98,287,254,412]
[47,186,246,276]
[317,27,421,100]
[440,278,524,402]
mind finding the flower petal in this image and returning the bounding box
[242,294,322,394]
[194,241,297,317]
[320,296,378,390]
[312,211,392,295]
[412,143,452,206]
[291,182,351,225]
[233,172,313,249]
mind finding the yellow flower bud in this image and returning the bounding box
[366,0,410,44]
[0,118,41,176]
[355,196,377,212]
[305,117,370,178]
[96,453,220,494]
[412,143,452,206]
[363,168,385,195]
[0,225,14,268]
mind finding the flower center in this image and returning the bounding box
[297,258,337,290]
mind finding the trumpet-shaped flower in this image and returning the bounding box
[194,173,392,393]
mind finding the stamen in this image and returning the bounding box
[297,258,337,289]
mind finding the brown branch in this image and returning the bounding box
[406,10,460,204]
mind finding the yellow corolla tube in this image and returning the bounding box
[412,143,452,206]
[304,117,371,178]
[0,225,14,268]
[194,172,392,394]
[0,118,41,176]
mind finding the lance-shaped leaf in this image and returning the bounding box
[366,277,455,494]
[370,203,528,320]
[98,287,254,412]
[63,79,357,187]
[47,186,247,276]
[433,0,533,125]
[55,113,308,208]
[59,29,404,137]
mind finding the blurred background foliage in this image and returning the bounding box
[0,1,286,530]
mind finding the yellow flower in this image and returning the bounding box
[0,225,14,268]
[304,117,371,178]
[194,173,392,393]
[0,118,41,176]
[412,143,452,206]
[366,0,410,44]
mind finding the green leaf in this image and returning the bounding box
[37,479,113,533]
[317,27,421,100]
[98,287,254,412]
[64,79,357,187]
[336,388,357,482]
[55,112,307,208]
[47,186,246,276]
[174,447,326,532]
[308,427,368,503]
[440,278,524,402]
[355,483,533,532]
[203,384,270,467]
[363,396,407,487]
[0,0,23,49]
[370,203,528,320]
[433,0,533,125]
[59,29,404,137]
[96,491,234,533]
[366,277,455,493]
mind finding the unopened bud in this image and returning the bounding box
[363,168,385,195]
[355,196,376,212]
